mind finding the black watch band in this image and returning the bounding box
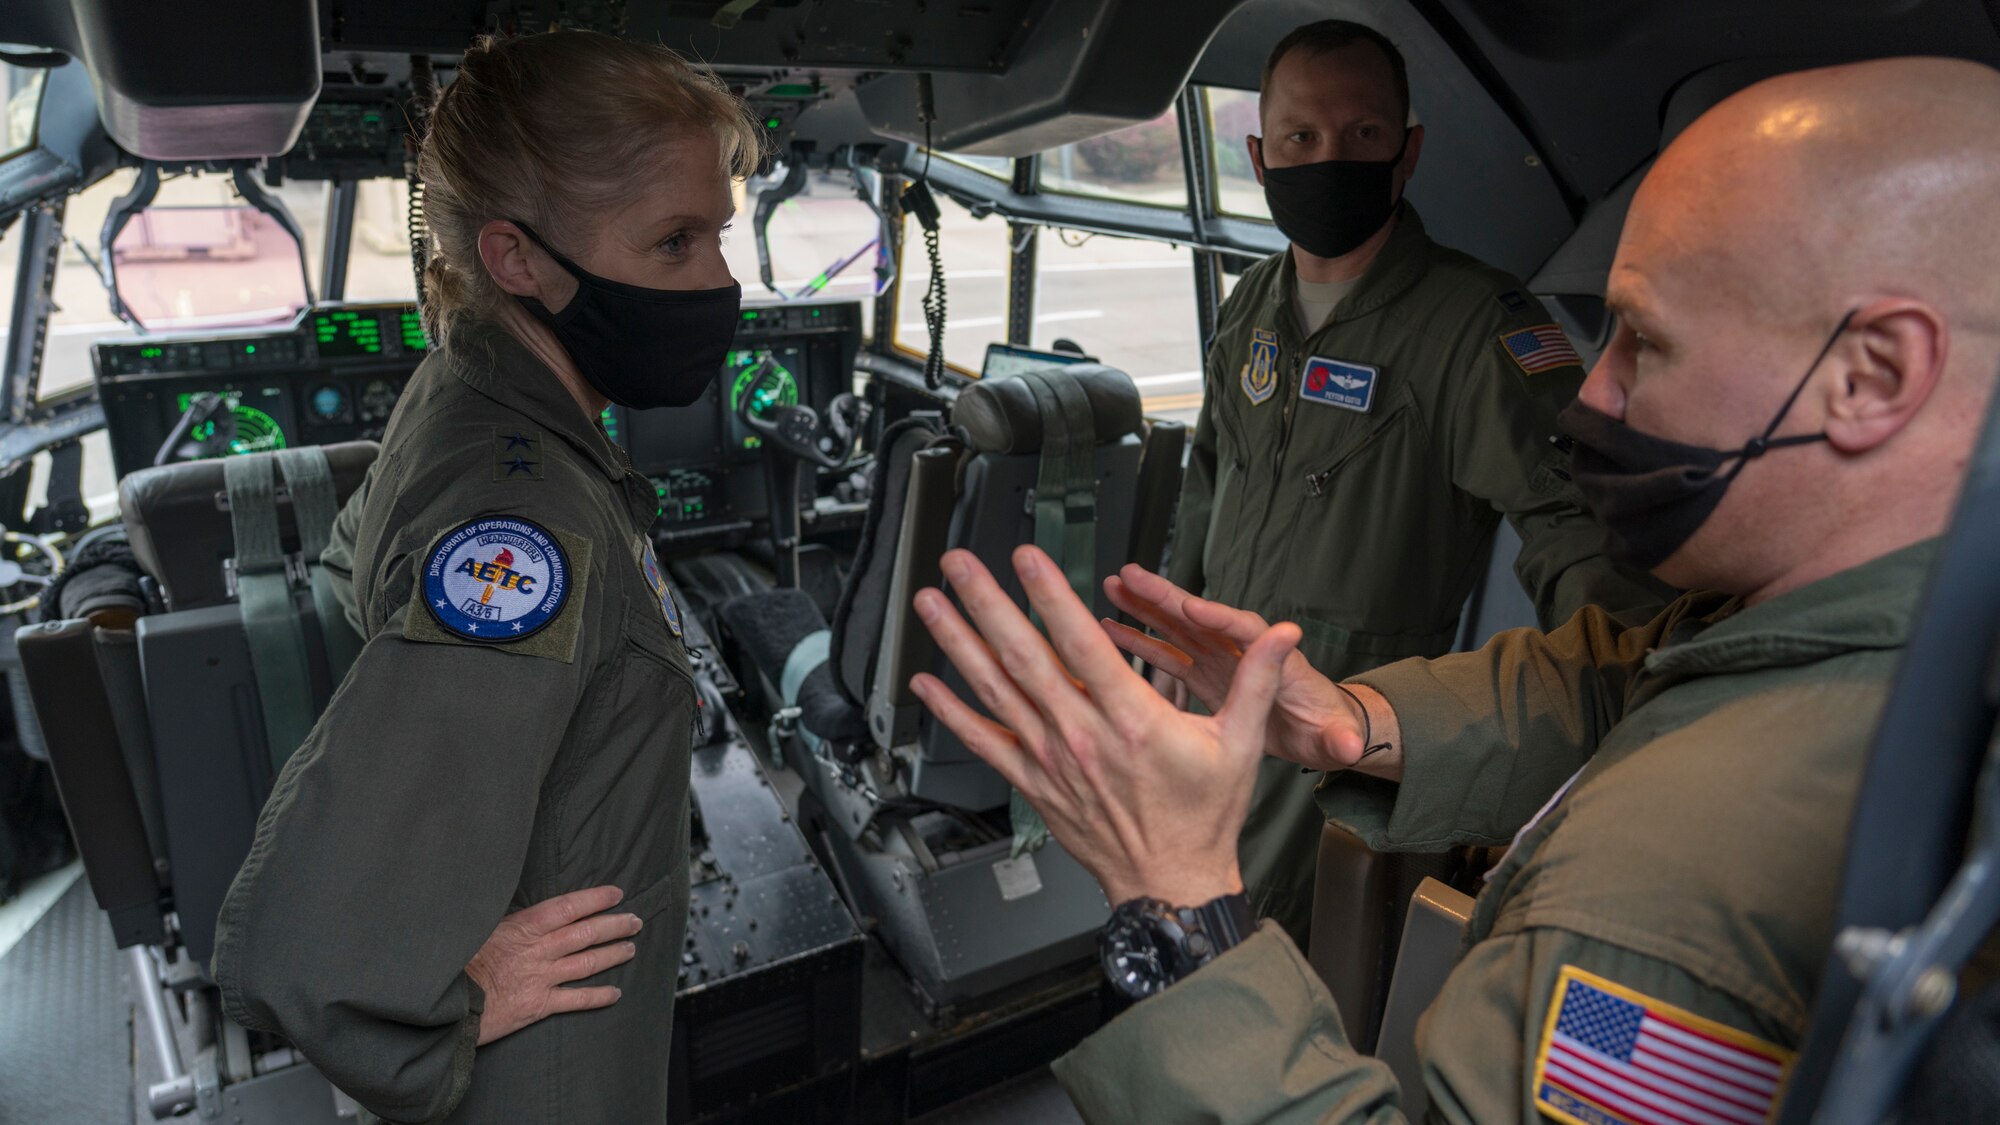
[1099,891,1258,1001]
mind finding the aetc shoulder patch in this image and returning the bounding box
[423,517,571,642]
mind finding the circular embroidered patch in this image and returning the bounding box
[422,517,570,642]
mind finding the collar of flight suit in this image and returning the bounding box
[1642,537,1939,680]
[443,317,631,483]
[1269,201,1439,339]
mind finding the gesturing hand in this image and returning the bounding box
[908,546,1299,908]
[465,885,642,1046]
[1103,564,1370,774]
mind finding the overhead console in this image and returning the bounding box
[94,303,426,477]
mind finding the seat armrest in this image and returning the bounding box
[1129,420,1186,576]
[1374,876,1475,1122]
[15,619,167,948]
[866,446,959,750]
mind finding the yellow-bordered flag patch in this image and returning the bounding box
[1532,965,1792,1125]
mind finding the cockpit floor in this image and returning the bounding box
[0,872,135,1124]
[0,870,1084,1124]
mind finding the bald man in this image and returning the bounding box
[905,57,2000,1123]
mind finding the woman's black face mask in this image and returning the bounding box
[511,221,741,411]
[1556,310,1858,573]
[1258,128,1411,260]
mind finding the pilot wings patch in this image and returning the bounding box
[1532,965,1792,1125]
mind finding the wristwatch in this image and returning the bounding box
[1098,892,1258,1001]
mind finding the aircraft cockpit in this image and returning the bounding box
[3,3,2000,1124]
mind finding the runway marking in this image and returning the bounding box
[897,309,1104,334]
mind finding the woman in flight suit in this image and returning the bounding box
[212,30,761,1123]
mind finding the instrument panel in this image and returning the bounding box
[95,304,426,477]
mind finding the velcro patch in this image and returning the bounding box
[1241,328,1280,405]
[1497,289,1531,314]
[638,536,682,638]
[1298,356,1377,413]
[1532,965,1792,1125]
[493,427,544,481]
[405,517,591,662]
[1501,324,1584,376]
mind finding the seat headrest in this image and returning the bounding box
[120,442,380,611]
[951,364,1143,454]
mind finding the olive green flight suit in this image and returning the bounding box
[1172,205,1666,940]
[1056,539,1936,1123]
[213,320,695,1123]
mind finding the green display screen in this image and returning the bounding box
[313,310,384,358]
[173,390,288,456]
[398,308,430,353]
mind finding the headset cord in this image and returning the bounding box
[921,223,946,390]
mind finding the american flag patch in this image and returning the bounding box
[1500,324,1583,375]
[1533,966,1792,1125]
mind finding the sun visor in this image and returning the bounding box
[68,0,319,159]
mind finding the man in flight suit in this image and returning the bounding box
[909,56,2000,1123]
[1172,20,1663,942]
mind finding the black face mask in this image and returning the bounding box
[1259,128,1410,260]
[511,222,741,411]
[1557,310,1857,573]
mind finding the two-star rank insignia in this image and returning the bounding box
[493,427,545,480]
[1241,328,1280,405]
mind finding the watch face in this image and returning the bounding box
[1099,901,1181,1001]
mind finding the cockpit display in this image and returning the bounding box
[94,302,425,476]
[724,344,804,460]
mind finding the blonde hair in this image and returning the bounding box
[416,30,762,342]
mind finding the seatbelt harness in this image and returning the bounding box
[274,448,363,683]
[224,448,360,776]
[224,455,317,775]
[1007,369,1102,855]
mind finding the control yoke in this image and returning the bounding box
[735,354,870,586]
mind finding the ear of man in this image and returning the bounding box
[1823,298,1949,455]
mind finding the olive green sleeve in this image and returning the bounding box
[1052,888,1792,1125]
[1166,342,1225,594]
[212,593,591,1122]
[1322,601,1695,850]
[1443,324,1669,630]
[1053,925,1405,1125]
[1420,927,1795,1123]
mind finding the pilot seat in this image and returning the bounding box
[719,362,1186,1006]
[16,443,376,1122]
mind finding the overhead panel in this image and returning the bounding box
[67,0,320,159]
[857,0,1254,157]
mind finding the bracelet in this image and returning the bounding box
[1307,682,1391,772]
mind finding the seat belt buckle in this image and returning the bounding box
[220,553,313,600]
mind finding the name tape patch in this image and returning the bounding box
[1532,965,1792,1125]
[423,517,571,642]
[1299,356,1378,413]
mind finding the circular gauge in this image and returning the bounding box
[359,379,400,423]
[195,404,287,456]
[728,351,798,450]
[309,383,351,422]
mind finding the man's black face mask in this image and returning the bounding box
[1259,127,1410,260]
[511,221,741,411]
[1557,309,1858,573]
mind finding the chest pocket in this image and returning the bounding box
[1291,383,1415,501]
